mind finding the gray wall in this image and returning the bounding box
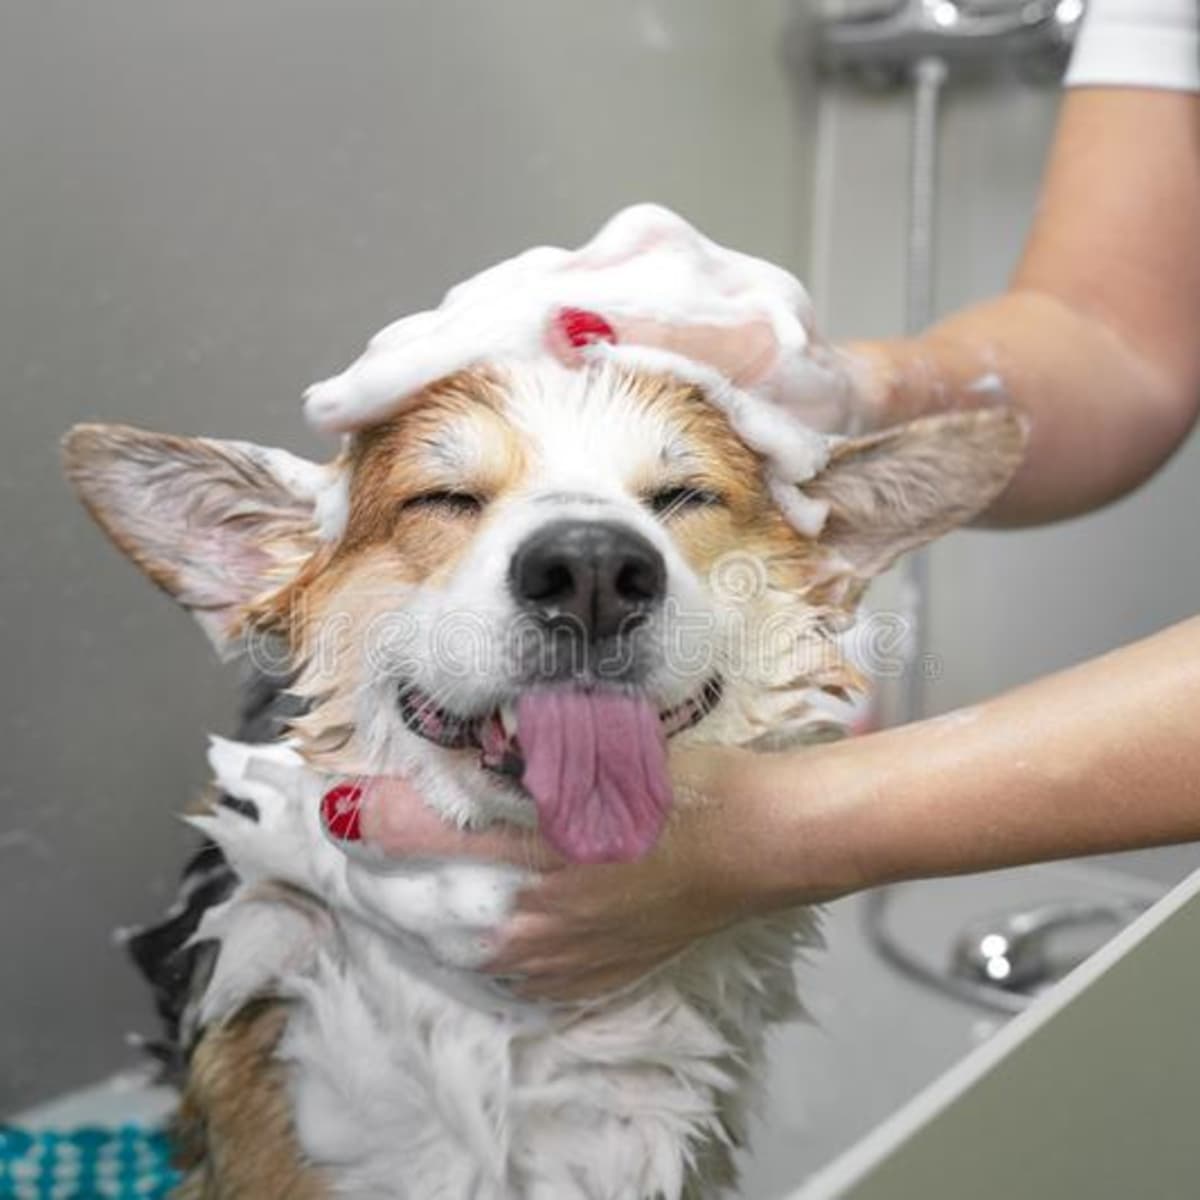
[0,0,815,1110]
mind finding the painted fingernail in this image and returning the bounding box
[321,782,364,842]
[555,307,617,349]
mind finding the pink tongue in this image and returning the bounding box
[516,690,672,864]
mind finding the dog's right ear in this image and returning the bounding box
[63,423,333,658]
[803,407,1028,583]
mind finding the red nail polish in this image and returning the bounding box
[321,783,364,842]
[556,307,616,349]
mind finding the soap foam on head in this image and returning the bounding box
[303,203,863,538]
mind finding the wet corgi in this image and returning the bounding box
[64,359,1023,1198]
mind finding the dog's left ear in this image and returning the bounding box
[63,423,331,657]
[804,407,1028,580]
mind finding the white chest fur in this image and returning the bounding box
[192,739,817,1199]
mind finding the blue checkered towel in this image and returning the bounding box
[0,1125,179,1199]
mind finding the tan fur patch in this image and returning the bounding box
[171,1001,328,1200]
[630,376,824,590]
[253,369,525,640]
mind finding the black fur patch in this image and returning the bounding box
[125,669,306,1075]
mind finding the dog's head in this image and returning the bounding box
[64,361,1024,862]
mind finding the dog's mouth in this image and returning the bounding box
[397,677,722,761]
[396,677,723,864]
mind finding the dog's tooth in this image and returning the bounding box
[499,701,517,738]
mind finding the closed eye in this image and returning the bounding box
[401,490,485,517]
[644,485,724,519]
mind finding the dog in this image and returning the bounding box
[64,356,1024,1198]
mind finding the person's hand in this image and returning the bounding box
[349,745,858,1001]
[354,748,761,1000]
[547,312,781,392]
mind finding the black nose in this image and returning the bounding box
[510,520,666,640]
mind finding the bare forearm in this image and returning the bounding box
[751,617,1200,906]
[849,89,1200,525]
[850,289,1188,524]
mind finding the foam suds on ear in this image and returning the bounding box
[231,443,349,541]
[311,465,350,541]
[302,204,863,535]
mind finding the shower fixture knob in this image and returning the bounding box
[817,0,1084,76]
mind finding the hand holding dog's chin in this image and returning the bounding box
[358,744,865,1002]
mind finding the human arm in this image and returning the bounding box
[848,87,1200,525]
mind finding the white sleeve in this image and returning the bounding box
[1066,0,1200,91]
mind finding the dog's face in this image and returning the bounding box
[64,361,1024,861]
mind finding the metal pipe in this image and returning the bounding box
[900,54,947,723]
[905,56,946,340]
[814,0,1087,1012]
